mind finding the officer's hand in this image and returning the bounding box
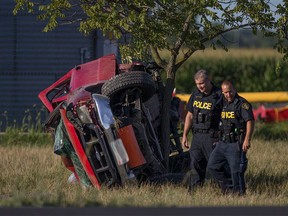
[212,141,219,148]
[181,136,190,149]
[242,140,251,152]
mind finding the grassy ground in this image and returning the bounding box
[0,137,287,207]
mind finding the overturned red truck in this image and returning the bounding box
[39,54,189,188]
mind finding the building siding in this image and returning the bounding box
[0,1,117,131]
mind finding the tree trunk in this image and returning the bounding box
[160,77,174,169]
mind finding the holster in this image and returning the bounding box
[210,130,219,138]
[222,132,240,143]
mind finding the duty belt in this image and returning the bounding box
[193,129,210,134]
[222,132,239,143]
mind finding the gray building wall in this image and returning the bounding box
[0,1,118,131]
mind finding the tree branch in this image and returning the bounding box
[173,12,193,53]
[175,48,196,70]
[201,22,261,44]
[150,46,167,68]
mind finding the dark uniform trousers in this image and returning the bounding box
[207,140,247,195]
[188,131,215,190]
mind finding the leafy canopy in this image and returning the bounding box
[13,0,288,69]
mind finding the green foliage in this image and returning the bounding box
[0,129,52,147]
[0,104,48,132]
[254,121,288,141]
[0,104,51,146]
[12,0,288,66]
[175,54,288,93]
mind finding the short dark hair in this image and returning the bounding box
[221,80,236,90]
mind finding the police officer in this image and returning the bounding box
[182,69,222,191]
[207,80,254,195]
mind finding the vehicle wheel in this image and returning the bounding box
[147,173,184,185]
[169,151,190,173]
[101,71,156,103]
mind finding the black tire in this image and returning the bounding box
[147,173,184,185]
[101,71,156,103]
[169,151,190,173]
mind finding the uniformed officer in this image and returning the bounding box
[182,69,222,191]
[207,80,254,195]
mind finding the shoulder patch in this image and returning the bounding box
[242,103,249,110]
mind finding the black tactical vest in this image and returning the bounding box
[190,86,222,130]
[220,97,246,134]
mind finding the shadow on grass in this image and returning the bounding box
[246,169,288,195]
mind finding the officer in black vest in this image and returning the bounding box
[208,80,254,195]
[182,69,222,191]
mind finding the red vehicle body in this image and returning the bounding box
[39,54,117,113]
[39,54,188,189]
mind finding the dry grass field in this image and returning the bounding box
[0,48,287,207]
[0,138,287,207]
